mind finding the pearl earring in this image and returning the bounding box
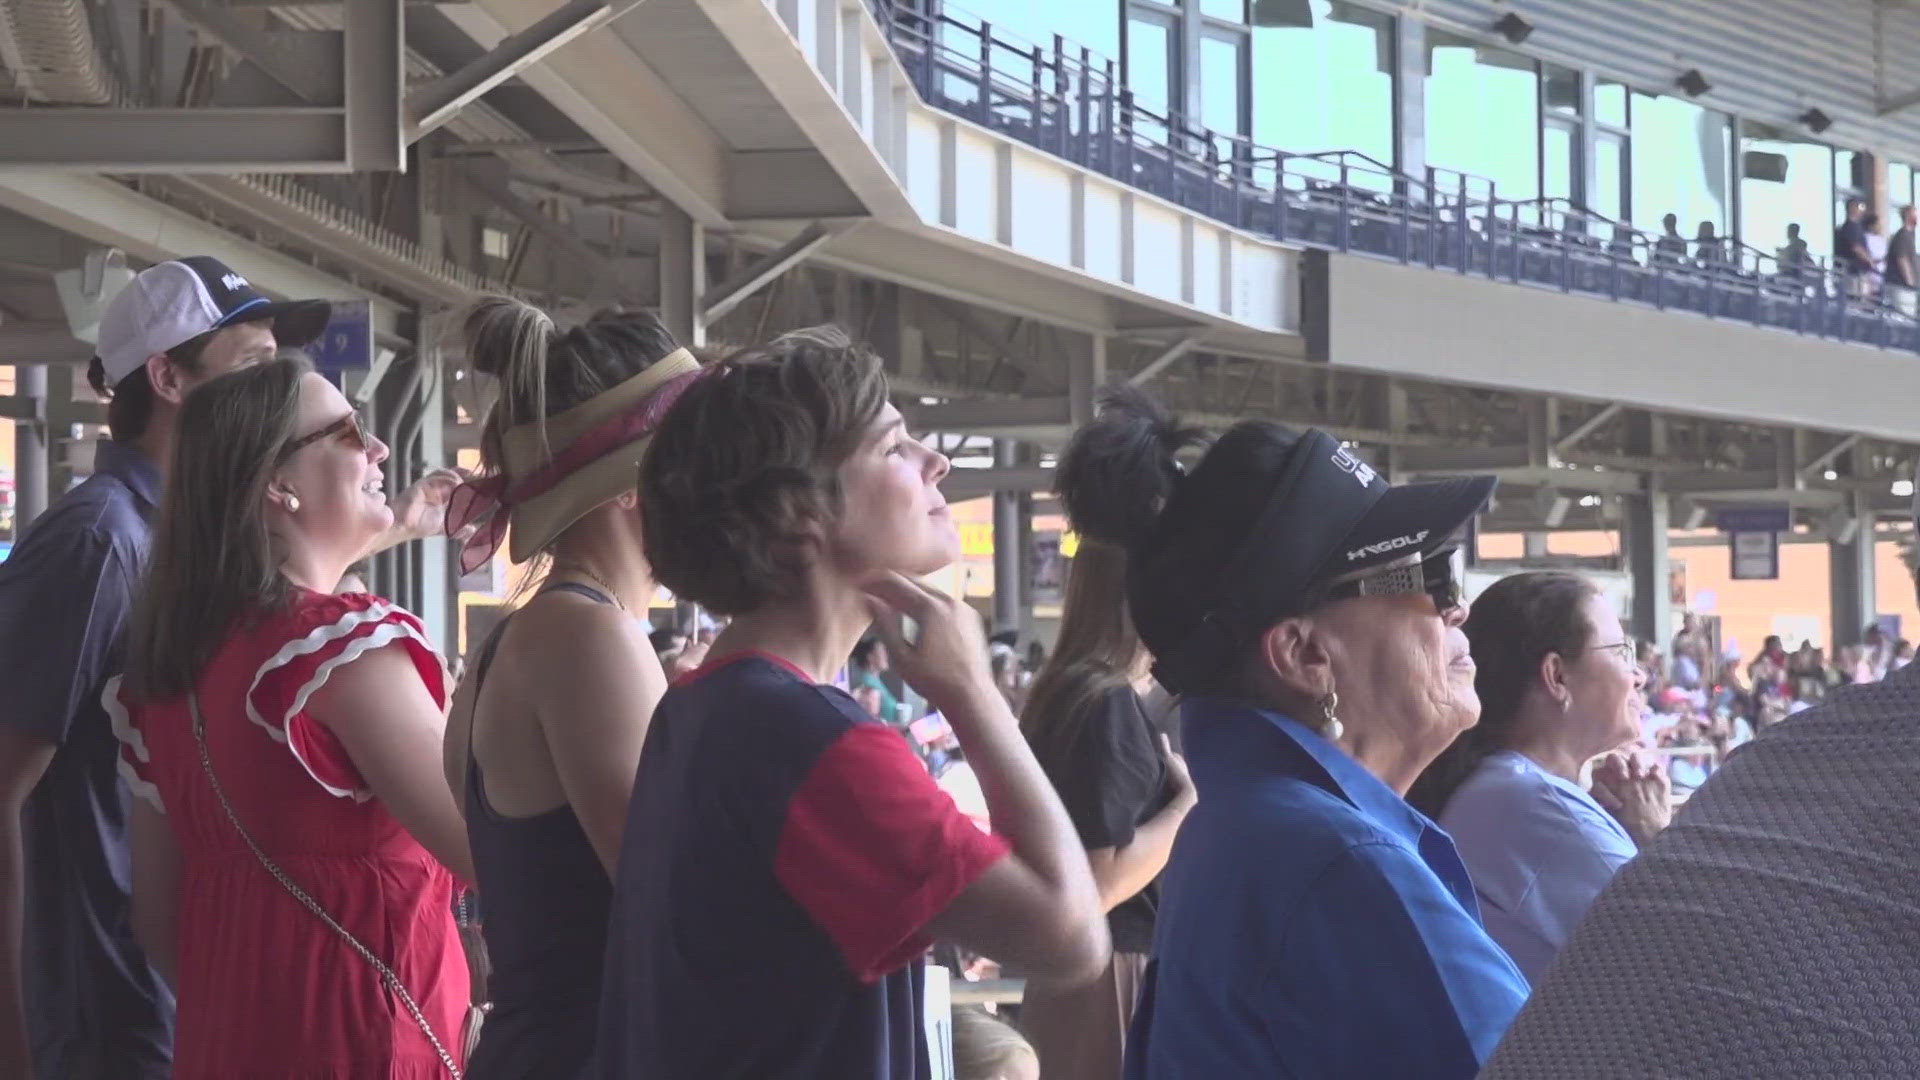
[1320,688,1344,742]
[286,494,301,514]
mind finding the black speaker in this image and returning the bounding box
[1493,12,1533,45]
[1676,68,1711,97]
[1743,151,1789,183]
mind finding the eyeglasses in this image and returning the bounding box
[1321,548,1464,614]
[1586,639,1637,663]
[279,412,370,463]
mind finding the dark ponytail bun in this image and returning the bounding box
[1054,384,1210,550]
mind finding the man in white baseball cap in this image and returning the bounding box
[0,256,452,1079]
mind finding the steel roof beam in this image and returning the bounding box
[699,223,836,324]
[152,0,341,102]
[1127,333,1204,386]
[1799,432,1863,478]
[0,108,349,172]
[0,175,405,336]
[406,0,650,143]
[1552,402,1623,456]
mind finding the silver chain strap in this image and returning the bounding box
[190,690,463,1078]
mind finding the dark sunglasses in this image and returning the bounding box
[1321,548,1464,614]
[279,412,371,463]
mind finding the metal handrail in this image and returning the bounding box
[875,0,1920,353]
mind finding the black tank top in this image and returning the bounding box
[463,582,616,1080]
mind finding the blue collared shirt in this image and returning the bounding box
[1124,698,1529,1080]
[0,439,172,1077]
[1438,750,1637,985]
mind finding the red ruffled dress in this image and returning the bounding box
[111,590,470,1079]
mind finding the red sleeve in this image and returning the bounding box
[773,723,1012,983]
[246,595,450,801]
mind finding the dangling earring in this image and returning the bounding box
[1319,688,1344,742]
[1559,694,1572,714]
[286,493,301,514]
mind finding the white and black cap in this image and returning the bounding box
[1144,428,1496,694]
[95,256,332,386]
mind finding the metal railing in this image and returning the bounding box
[872,0,1920,353]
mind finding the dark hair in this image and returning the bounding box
[126,355,311,701]
[1406,571,1598,819]
[464,297,680,485]
[87,328,218,443]
[639,325,889,616]
[851,637,883,669]
[1022,386,1207,747]
[1064,386,1315,699]
[647,628,684,654]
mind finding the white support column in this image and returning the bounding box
[1624,415,1672,647]
[1069,334,1107,428]
[1625,481,1673,648]
[992,439,1023,636]
[415,319,453,648]
[1395,17,1428,189]
[659,202,706,346]
[13,364,48,531]
[1829,490,1878,651]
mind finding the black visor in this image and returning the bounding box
[1146,429,1495,694]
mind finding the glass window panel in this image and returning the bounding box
[1127,15,1174,112]
[1200,34,1245,133]
[948,0,1120,61]
[1891,163,1916,213]
[1593,130,1626,223]
[1425,30,1540,201]
[1202,0,1245,20]
[1251,1,1395,187]
[1200,33,1246,162]
[1543,122,1574,202]
[1544,65,1580,116]
[1739,121,1834,261]
[1629,91,1732,241]
[1594,77,1629,127]
[1836,149,1867,198]
[1127,15,1176,141]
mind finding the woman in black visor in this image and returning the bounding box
[1060,388,1530,1079]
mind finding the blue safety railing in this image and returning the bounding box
[870,0,1920,353]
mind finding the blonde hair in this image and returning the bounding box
[951,1007,1037,1080]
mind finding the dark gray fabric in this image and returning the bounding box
[0,440,170,1078]
[1483,662,1920,1078]
[1026,685,1171,953]
[463,581,614,1080]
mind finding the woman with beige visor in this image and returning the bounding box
[439,300,703,1078]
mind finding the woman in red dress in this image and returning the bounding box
[114,355,475,1078]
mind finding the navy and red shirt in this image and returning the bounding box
[596,652,1010,1079]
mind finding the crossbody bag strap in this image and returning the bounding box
[189,689,463,1078]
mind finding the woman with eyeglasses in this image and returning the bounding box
[114,356,476,1078]
[1075,391,1527,1079]
[1407,571,1669,985]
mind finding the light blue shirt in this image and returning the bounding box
[1125,699,1528,1080]
[1439,750,1638,984]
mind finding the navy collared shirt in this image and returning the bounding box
[0,439,172,1078]
[1124,698,1528,1080]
